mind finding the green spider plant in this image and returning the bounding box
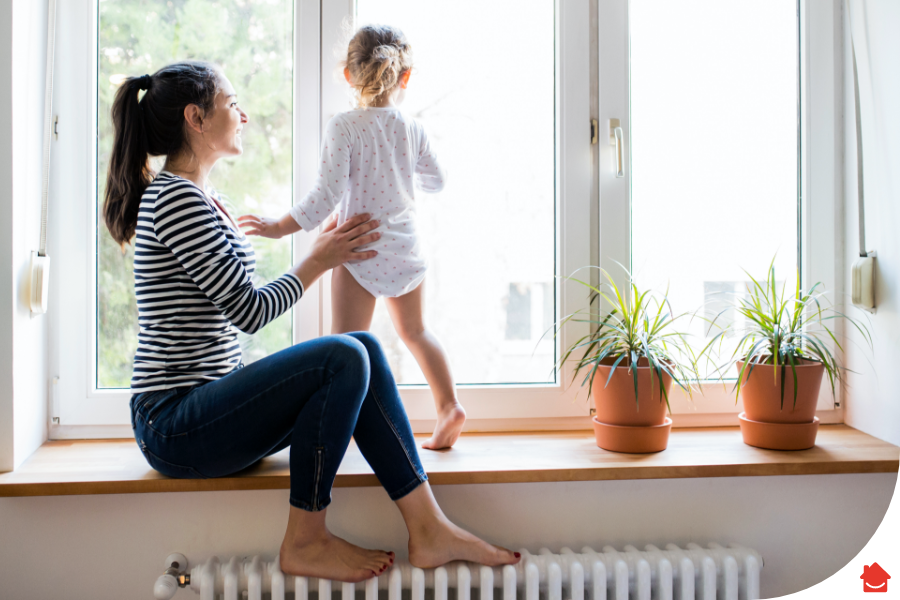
[708,259,872,410]
[554,267,711,411]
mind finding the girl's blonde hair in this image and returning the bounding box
[345,25,413,109]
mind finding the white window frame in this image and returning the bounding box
[49,0,593,438]
[48,0,842,438]
[597,0,844,426]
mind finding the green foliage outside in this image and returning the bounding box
[97,0,294,388]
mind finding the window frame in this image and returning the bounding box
[47,0,842,439]
[313,0,593,428]
[49,0,594,437]
[596,0,843,424]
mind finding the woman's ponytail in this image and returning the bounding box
[104,76,151,247]
[102,61,220,246]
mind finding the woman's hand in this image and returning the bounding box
[293,213,381,290]
[237,213,300,239]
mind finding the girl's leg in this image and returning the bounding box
[384,280,466,449]
[132,336,393,582]
[331,265,378,333]
[345,332,518,568]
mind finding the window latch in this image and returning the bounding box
[609,118,624,178]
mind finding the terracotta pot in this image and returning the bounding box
[738,413,819,451]
[592,416,673,454]
[591,361,673,427]
[737,360,825,424]
[589,360,673,453]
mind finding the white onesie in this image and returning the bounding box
[290,107,445,298]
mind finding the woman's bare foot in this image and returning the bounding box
[422,402,466,450]
[396,482,519,569]
[280,506,394,582]
[408,516,520,569]
[280,532,394,582]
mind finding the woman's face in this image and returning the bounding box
[202,73,248,157]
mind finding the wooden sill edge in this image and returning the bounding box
[0,425,897,498]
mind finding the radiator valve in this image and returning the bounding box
[154,553,190,600]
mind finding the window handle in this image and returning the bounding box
[609,119,624,178]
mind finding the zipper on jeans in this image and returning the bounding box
[312,448,324,510]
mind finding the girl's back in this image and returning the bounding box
[289,107,444,298]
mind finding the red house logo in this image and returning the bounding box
[861,563,891,593]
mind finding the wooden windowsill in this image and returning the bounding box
[0,425,897,498]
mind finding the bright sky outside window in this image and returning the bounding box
[630,0,799,377]
[355,0,557,385]
[96,0,294,388]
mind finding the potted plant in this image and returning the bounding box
[556,268,709,453]
[710,260,871,450]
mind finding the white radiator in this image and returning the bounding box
[154,543,763,600]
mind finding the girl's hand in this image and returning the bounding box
[238,213,298,239]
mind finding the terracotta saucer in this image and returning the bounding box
[591,416,673,453]
[738,412,820,450]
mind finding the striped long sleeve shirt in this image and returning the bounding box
[130,171,303,392]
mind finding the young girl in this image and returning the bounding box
[239,25,465,450]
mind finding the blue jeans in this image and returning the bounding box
[130,332,427,511]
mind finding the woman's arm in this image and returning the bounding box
[153,180,380,334]
[291,213,380,290]
[152,181,303,334]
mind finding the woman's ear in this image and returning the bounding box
[343,66,352,85]
[399,69,411,89]
[183,104,206,134]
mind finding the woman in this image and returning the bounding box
[104,61,519,583]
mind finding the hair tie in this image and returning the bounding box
[138,74,152,91]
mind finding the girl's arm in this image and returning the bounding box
[414,124,446,193]
[237,211,301,239]
[290,115,352,231]
[238,115,351,238]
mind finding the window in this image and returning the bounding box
[51,0,591,432]
[598,0,841,416]
[352,0,557,386]
[50,0,839,435]
[96,0,295,389]
[630,0,799,376]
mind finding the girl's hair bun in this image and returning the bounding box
[345,25,413,108]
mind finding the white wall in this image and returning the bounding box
[0,474,894,599]
[0,0,16,472]
[9,0,52,471]
[843,0,900,446]
[0,0,52,472]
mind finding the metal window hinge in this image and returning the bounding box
[590,119,599,145]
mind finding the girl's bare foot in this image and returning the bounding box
[280,531,394,583]
[422,402,466,450]
[408,515,520,569]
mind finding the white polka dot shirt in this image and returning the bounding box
[289,107,445,298]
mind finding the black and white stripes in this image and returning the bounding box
[131,171,302,392]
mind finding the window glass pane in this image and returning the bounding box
[355,0,556,385]
[97,0,293,388]
[630,0,799,376]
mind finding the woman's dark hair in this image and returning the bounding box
[104,60,221,245]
